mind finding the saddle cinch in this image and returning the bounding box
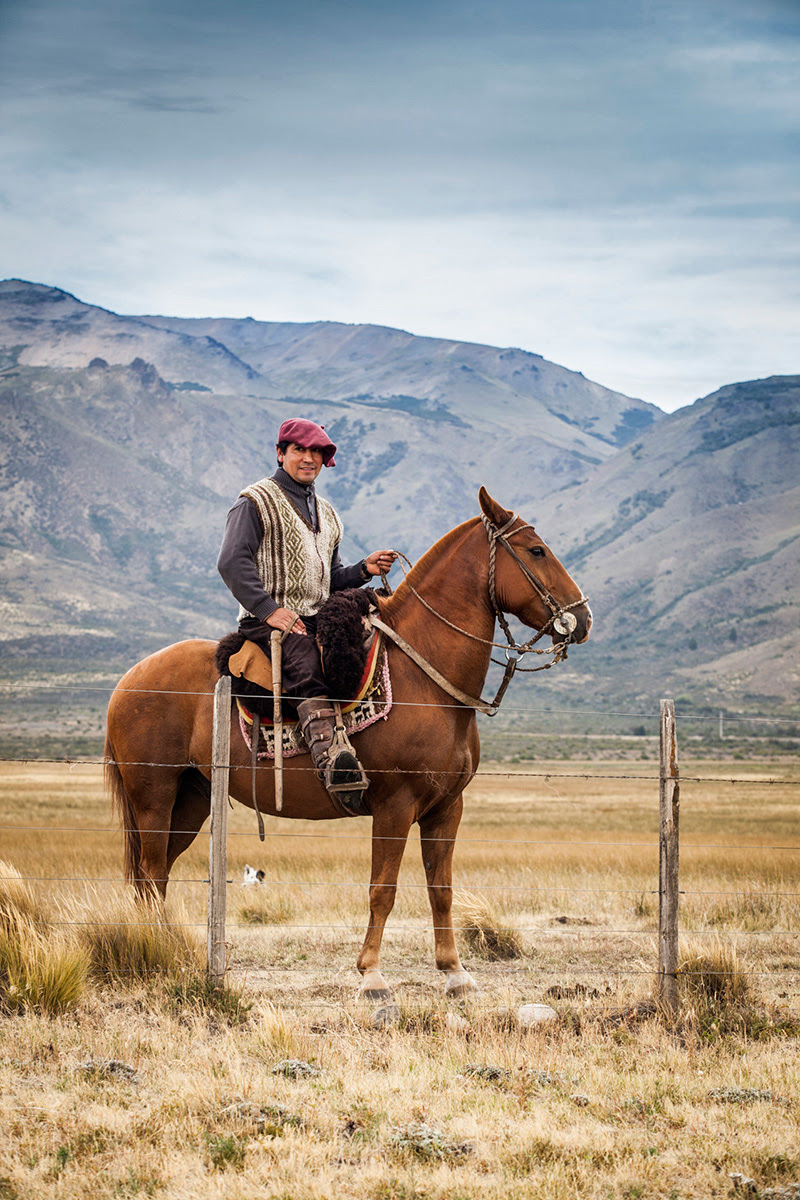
[214,589,388,823]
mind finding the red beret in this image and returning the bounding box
[277,418,337,467]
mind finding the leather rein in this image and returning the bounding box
[371,512,589,716]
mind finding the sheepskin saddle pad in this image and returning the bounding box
[215,587,379,718]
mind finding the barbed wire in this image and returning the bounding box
[2,677,797,724]
[2,822,799,850]
[8,873,800,899]
[3,715,798,989]
[2,755,798,788]
[34,962,798,980]
[19,918,800,936]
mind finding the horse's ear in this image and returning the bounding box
[479,487,513,527]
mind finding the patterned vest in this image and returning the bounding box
[238,477,344,619]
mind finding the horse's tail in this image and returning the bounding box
[105,732,141,886]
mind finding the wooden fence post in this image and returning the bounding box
[208,674,231,980]
[658,698,680,1017]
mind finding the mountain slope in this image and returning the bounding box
[0,280,260,392]
[532,376,800,706]
[140,312,654,448]
[0,280,657,674]
[1,279,796,718]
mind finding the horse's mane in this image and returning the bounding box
[380,516,481,620]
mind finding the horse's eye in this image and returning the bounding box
[529,546,545,558]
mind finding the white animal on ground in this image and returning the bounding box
[242,864,266,887]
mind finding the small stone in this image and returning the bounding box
[516,1002,558,1027]
[271,1059,320,1079]
[445,1012,471,1034]
[78,1058,139,1083]
[372,1003,401,1029]
[571,1093,590,1106]
[221,1099,304,1131]
[729,1173,759,1196]
[463,1064,510,1081]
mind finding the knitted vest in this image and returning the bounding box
[239,477,344,618]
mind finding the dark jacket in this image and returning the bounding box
[217,467,365,622]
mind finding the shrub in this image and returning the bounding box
[206,1133,248,1171]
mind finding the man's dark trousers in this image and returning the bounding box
[237,615,327,705]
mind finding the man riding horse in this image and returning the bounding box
[217,417,397,804]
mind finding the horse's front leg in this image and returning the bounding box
[356,800,415,1002]
[419,795,480,997]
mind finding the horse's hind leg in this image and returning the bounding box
[121,765,183,901]
[419,795,479,997]
[166,769,211,873]
[356,800,415,1002]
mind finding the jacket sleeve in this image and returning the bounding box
[217,497,279,621]
[330,544,368,592]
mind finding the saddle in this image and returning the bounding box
[215,588,380,719]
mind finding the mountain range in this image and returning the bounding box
[0,278,796,730]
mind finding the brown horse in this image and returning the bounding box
[105,488,591,999]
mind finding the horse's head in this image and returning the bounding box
[478,488,592,646]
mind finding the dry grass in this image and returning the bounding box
[78,891,204,982]
[0,861,89,1015]
[0,759,798,1198]
[456,890,524,959]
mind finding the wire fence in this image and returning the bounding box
[2,684,799,994]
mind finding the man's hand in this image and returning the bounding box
[266,608,306,635]
[364,550,398,577]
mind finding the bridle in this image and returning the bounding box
[483,512,589,647]
[373,512,590,715]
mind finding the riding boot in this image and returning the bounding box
[296,697,370,817]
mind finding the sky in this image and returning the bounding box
[0,0,797,411]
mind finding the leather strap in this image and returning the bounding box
[369,614,495,715]
[251,712,265,841]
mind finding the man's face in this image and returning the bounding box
[278,442,324,484]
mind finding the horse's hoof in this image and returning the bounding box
[360,987,393,1003]
[358,970,392,1004]
[445,969,480,998]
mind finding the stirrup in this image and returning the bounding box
[297,698,370,817]
[324,703,370,814]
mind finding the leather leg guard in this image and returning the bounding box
[296,698,370,817]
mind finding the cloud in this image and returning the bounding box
[0,0,797,410]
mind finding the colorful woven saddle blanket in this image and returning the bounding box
[238,634,392,760]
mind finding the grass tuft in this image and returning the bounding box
[239,891,296,926]
[0,860,53,933]
[456,890,524,959]
[679,939,751,1008]
[0,862,89,1013]
[78,893,204,983]
[677,939,763,1037]
[0,920,89,1014]
[166,973,252,1024]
